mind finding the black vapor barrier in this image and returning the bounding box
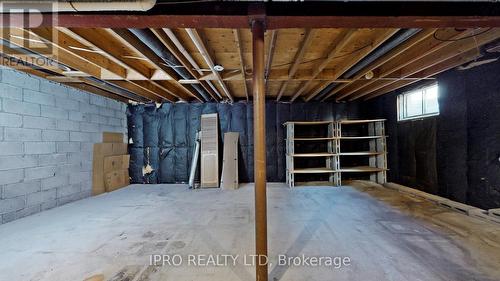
[127,101,363,184]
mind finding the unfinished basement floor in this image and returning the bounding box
[0,182,499,281]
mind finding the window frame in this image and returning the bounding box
[397,83,439,122]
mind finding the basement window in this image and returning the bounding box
[398,83,439,121]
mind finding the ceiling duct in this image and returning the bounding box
[0,0,156,12]
[315,28,421,101]
[128,28,211,102]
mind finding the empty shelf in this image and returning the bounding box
[290,153,336,157]
[293,137,338,141]
[338,119,386,124]
[339,151,384,156]
[339,166,386,172]
[283,121,334,125]
[292,168,337,174]
[340,136,386,140]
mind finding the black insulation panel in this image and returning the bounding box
[127,101,362,184]
[367,60,500,210]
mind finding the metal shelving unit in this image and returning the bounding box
[285,119,387,188]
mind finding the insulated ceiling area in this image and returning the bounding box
[1,27,499,103]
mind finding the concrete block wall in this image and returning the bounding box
[0,67,127,224]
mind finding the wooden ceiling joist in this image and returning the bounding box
[335,28,473,101]
[161,28,221,101]
[290,29,358,102]
[185,28,234,102]
[55,27,177,102]
[61,27,151,80]
[0,29,103,78]
[320,29,437,101]
[276,28,316,101]
[109,28,202,102]
[233,28,250,101]
[265,30,278,82]
[348,28,500,100]
[29,27,128,79]
[150,28,218,101]
[0,26,498,104]
[303,28,399,101]
[364,48,481,101]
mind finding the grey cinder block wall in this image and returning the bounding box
[0,67,127,224]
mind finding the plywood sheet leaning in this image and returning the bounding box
[221,132,239,189]
[200,113,219,188]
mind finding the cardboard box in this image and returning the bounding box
[103,132,124,143]
[92,143,128,195]
[105,169,130,192]
[104,155,130,173]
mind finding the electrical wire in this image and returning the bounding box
[433,28,493,42]
[270,43,373,69]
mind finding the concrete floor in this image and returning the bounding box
[0,181,499,281]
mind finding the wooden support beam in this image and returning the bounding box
[276,28,315,101]
[233,28,250,101]
[290,29,357,102]
[185,28,234,102]
[14,2,500,29]
[321,29,436,101]
[251,19,268,281]
[364,48,481,101]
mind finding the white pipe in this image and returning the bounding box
[0,1,156,12]
[185,28,233,102]
[188,131,201,189]
[163,28,223,100]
